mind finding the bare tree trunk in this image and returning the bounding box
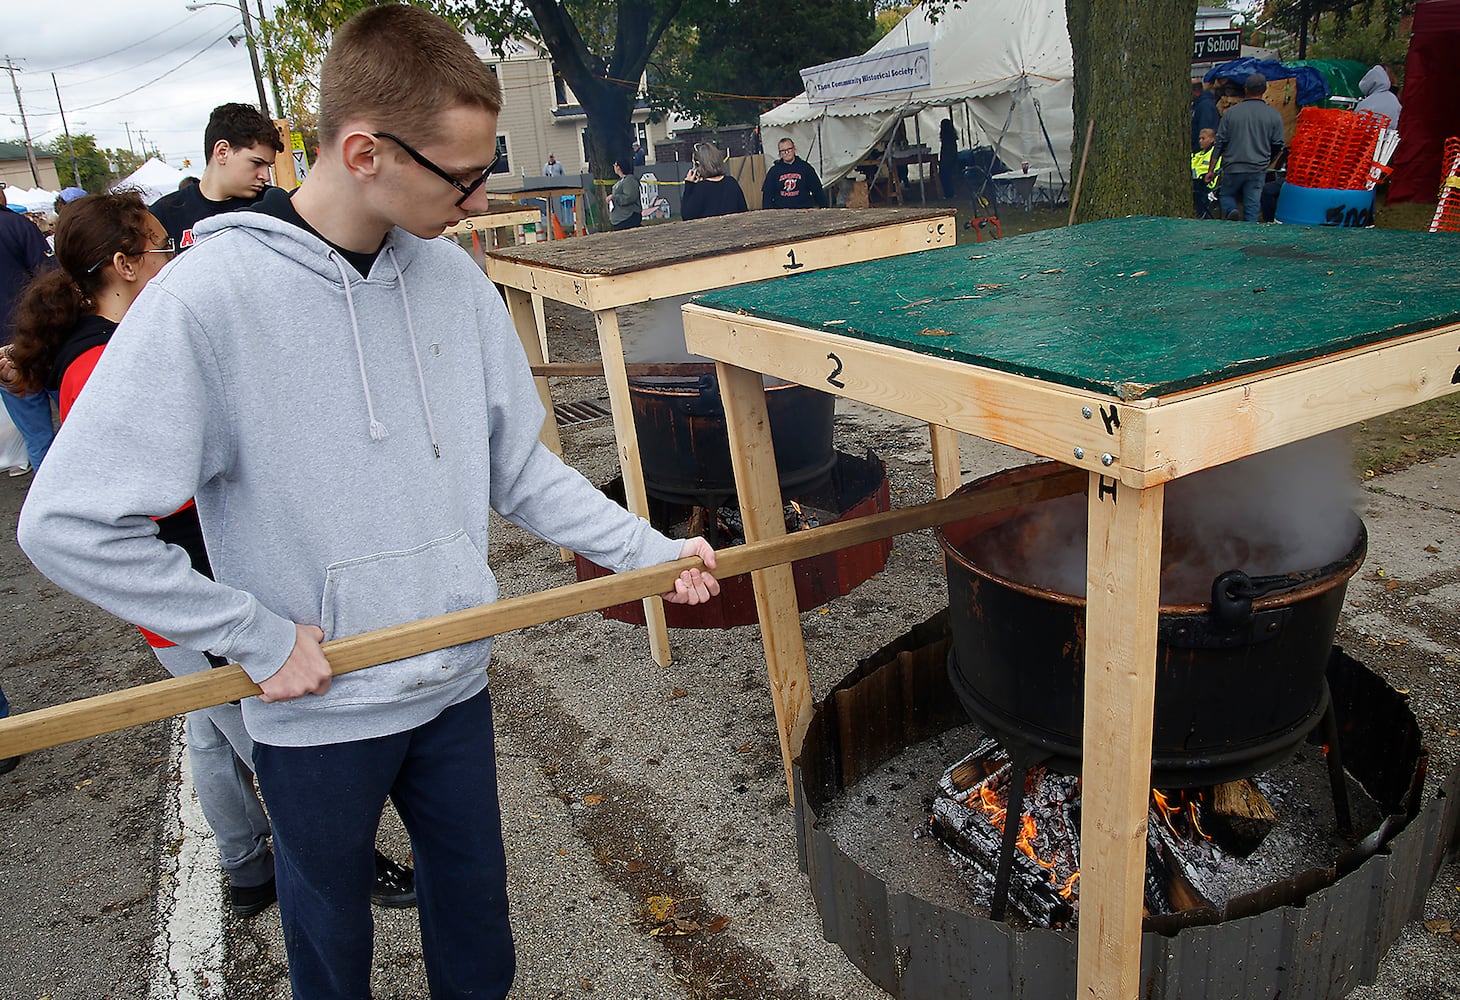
[1067,0,1198,223]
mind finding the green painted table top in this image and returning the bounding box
[692,217,1460,400]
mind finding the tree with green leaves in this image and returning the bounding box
[665,0,878,126]
[44,134,118,195]
[266,0,686,181]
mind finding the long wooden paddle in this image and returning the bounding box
[0,465,1084,760]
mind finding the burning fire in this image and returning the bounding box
[967,779,1063,886]
[1153,789,1212,842]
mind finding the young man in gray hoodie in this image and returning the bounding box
[17,7,718,998]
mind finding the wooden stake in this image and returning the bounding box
[0,465,1085,761]
[1068,118,1095,227]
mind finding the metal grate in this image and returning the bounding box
[554,398,611,427]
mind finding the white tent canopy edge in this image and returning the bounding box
[760,0,1074,199]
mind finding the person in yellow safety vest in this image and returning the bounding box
[1191,127,1221,219]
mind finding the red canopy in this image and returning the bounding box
[1388,0,1460,202]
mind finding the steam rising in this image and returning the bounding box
[961,433,1360,604]
[621,294,708,365]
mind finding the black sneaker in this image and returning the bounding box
[1225,208,1241,221]
[230,877,277,918]
[0,755,21,776]
[372,850,416,909]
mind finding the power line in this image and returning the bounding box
[65,30,237,114]
[60,19,241,90]
[33,14,197,73]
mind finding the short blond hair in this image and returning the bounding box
[318,5,502,146]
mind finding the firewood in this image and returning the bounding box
[1212,779,1278,822]
[1207,780,1278,856]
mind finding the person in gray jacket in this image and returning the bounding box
[17,7,718,999]
[1208,73,1285,222]
[608,155,642,230]
[1355,64,1402,128]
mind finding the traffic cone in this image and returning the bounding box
[551,212,568,240]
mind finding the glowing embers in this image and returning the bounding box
[930,739,1294,928]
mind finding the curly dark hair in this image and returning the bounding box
[7,191,154,394]
[204,102,284,161]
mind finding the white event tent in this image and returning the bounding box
[4,186,59,213]
[111,157,189,204]
[760,0,1074,199]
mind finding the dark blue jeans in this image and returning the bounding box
[1219,171,1264,222]
[253,687,514,1000]
[0,680,9,719]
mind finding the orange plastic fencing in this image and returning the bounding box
[1430,137,1460,234]
[1287,108,1391,190]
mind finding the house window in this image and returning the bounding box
[493,135,510,174]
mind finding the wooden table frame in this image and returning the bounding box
[679,299,1460,1000]
[444,208,542,248]
[485,210,956,666]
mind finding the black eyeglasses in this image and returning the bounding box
[373,132,501,208]
[86,237,176,274]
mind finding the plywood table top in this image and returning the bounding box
[694,216,1460,401]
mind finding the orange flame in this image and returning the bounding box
[1058,872,1080,899]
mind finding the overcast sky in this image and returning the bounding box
[3,2,272,180]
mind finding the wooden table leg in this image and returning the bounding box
[504,287,573,561]
[595,307,672,667]
[1078,473,1164,999]
[929,424,962,498]
[717,360,813,802]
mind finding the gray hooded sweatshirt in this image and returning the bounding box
[17,211,683,747]
[1355,65,1402,128]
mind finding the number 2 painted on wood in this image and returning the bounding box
[826,352,846,388]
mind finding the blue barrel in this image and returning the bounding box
[1275,184,1377,227]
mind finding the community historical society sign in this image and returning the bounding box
[801,44,932,105]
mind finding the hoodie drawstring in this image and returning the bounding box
[333,253,389,442]
[388,246,442,459]
[330,249,443,459]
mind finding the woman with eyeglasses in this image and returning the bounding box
[3,192,283,914]
[4,192,174,417]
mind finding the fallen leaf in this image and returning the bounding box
[919,328,956,338]
[735,741,754,753]
[668,687,688,700]
[557,848,568,856]
[1040,268,1066,274]
[582,794,605,806]
[1128,270,1149,277]
[75,779,93,789]
[645,895,676,923]
[1385,579,1400,590]
[706,914,732,933]
[1424,918,1453,934]
[1425,544,1441,553]
[620,859,648,873]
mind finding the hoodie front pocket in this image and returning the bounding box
[320,530,497,699]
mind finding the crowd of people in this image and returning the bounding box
[1191,64,1402,224]
[2,7,721,999]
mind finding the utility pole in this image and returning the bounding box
[52,73,82,188]
[255,0,284,117]
[2,55,41,187]
[123,121,135,157]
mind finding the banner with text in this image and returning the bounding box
[802,44,932,105]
